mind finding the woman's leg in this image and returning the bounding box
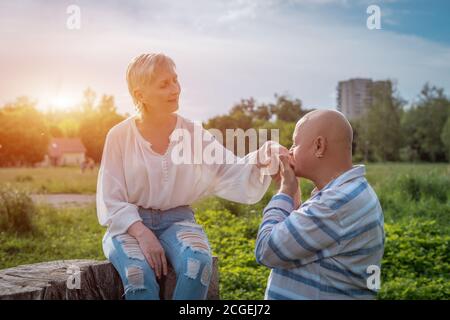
[158,220,213,300]
[102,233,160,300]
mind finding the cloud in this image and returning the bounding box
[0,0,448,121]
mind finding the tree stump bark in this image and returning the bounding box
[0,258,219,300]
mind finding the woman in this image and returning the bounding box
[97,53,285,300]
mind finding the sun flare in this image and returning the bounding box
[49,94,77,110]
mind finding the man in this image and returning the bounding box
[255,109,385,300]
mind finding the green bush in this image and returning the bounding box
[195,208,270,299]
[382,221,449,281]
[0,164,448,299]
[379,277,450,300]
[0,184,35,233]
[380,220,450,299]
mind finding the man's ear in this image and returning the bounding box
[314,136,327,158]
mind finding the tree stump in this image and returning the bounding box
[0,258,219,300]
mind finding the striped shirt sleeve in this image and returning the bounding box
[255,192,342,269]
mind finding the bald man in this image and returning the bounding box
[255,110,385,300]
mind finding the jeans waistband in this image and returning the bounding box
[137,204,192,214]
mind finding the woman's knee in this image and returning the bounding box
[107,234,160,297]
[122,263,160,299]
[179,248,213,286]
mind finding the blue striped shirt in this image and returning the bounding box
[255,165,385,300]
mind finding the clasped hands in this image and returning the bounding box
[256,141,301,209]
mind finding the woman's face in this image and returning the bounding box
[138,63,181,115]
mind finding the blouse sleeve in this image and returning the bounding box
[202,128,274,204]
[96,130,143,237]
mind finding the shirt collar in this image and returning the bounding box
[323,165,366,191]
[131,113,181,146]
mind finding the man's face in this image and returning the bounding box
[289,119,314,178]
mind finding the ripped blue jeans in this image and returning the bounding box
[102,205,213,300]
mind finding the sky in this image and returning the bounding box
[0,0,449,121]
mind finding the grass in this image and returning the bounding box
[365,162,450,191]
[0,166,99,194]
[1,162,447,196]
[0,204,104,269]
[0,163,449,299]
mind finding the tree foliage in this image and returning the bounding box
[352,82,450,163]
[353,81,405,161]
[0,97,50,166]
[401,84,450,162]
[78,93,124,163]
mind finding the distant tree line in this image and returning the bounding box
[205,83,450,163]
[352,82,450,162]
[0,89,125,167]
[0,82,449,167]
[204,94,312,151]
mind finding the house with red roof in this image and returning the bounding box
[39,138,87,167]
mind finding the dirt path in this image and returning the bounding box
[30,194,96,207]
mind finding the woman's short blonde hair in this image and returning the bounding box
[126,53,176,114]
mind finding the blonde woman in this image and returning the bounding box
[97,53,286,300]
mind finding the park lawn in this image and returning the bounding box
[0,204,105,268]
[0,162,449,196]
[0,166,99,194]
[0,163,449,299]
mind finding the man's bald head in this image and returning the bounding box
[289,109,353,180]
[295,109,353,152]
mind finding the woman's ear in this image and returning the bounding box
[134,88,143,103]
[314,136,326,158]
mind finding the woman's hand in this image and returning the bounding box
[256,141,289,178]
[127,221,168,279]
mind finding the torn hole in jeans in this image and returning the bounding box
[200,263,212,286]
[176,228,211,255]
[116,233,145,261]
[185,257,201,279]
[123,265,146,297]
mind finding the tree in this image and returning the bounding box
[81,87,96,114]
[441,116,450,162]
[254,105,271,121]
[78,93,124,163]
[49,125,64,138]
[401,83,450,162]
[354,81,404,161]
[269,94,304,122]
[0,97,50,166]
[57,118,80,138]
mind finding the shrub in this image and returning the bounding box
[196,208,269,299]
[0,184,36,233]
[380,220,450,299]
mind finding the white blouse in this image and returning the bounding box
[96,113,274,237]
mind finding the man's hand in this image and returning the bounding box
[279,154,301,209]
